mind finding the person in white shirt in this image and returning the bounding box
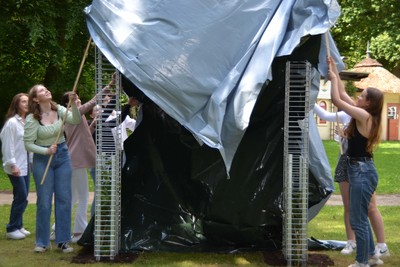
[0,93,31,240]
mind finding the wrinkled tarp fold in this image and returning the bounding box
[85,0,343,172]
[82,0,343,252]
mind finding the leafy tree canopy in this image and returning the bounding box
[0,0,94,125]
[1,0,399,125]
[332,0,400,71]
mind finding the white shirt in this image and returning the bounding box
[313,103,351,152]
[0,115,30,176]
[313,103,351,126]
[112,115,137,150]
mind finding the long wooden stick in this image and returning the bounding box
[325,31,331,59]
[326,31,343,155]
[40,37,92,185]
[336,112,344,155]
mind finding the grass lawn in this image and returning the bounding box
[316,141,400,194]
[0,204,399,266]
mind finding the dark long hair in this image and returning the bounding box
[28,84,58,121]
[5,93,29,120]
[345,87,383,152]
[61,91,73,107]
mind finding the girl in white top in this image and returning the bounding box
[0,93,31,240]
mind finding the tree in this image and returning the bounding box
[1,0,399,125]
[0,0,94,125]
[332,0,400,72]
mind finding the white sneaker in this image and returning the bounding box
[6,230,26,240]
[57,242,74,253]
[368,255,384,266]
[19,228,31,236]
[375,244,390,257]
[34,246,47,253]
[348,261,369,267]
[341,240,356,255]
[71,234,82,243]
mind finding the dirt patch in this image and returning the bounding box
[72,246,334,266]
[262,250,334,267]
[71,246,139,264]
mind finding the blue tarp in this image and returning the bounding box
[81,0,345,251]
[85,0,344,172]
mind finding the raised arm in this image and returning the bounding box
[328,57,370,127]
[314,103,351,125]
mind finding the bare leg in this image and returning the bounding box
[339,181,355,241]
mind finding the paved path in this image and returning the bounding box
[325,194,400,206]
[0,192,399,206]
[0,191,95,205]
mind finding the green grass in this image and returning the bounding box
[0,204,399,266]
[308,205,400,266]
[322,140,400,194]
[0,141,399,266]
[0,167,95,193]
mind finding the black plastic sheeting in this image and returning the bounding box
[79,35,333,252]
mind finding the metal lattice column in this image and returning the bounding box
[283,61,311,266]
[94,47,122,261]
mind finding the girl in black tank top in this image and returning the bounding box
[327,56,384,266]
[347,125,372,159]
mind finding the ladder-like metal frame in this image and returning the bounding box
[283,61,311,266]
[94,47,122,261]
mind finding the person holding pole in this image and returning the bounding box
[327,56,384,267]
[314,104,389,257]
[24,84,81,253]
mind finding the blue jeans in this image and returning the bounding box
[32,143,72,247]
[347,159,378,264]
[6,174,30,232]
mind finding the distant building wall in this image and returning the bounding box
[316,82,400,141]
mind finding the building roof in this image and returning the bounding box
[339,70,369,81]
[347,55,400,94]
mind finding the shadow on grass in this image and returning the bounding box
[262,250,334,267]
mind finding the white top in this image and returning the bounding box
[313,103,351,126]
[314,103,351,152]
[0,115,30,176]
[112,115,137,150]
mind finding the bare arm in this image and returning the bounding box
[328,58,354,106]
[328,57,371,135]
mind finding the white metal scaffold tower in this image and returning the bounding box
[94,47,122,261]
[283,61,311,266]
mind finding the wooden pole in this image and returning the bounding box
[336,112,344,155]
[40,37,92,185]
[326,31,343,155]
[325,31,331,59]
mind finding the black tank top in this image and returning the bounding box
[347,126,372,158]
